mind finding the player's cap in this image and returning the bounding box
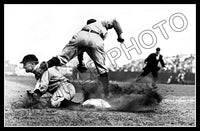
[87,19,97,25]
[20,54,39,64]
[156,47,161,51]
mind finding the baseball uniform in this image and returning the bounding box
[33,65,76,107]
[35,18,124,99]
[55,18,123,75]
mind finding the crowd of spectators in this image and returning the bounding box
[109,54,195,74]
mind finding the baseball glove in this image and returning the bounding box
[77,64,88,73]
[22,90,41,108]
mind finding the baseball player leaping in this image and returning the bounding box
[34,18,125,99]
[20,54,81,108]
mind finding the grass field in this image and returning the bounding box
[4,75,196,127]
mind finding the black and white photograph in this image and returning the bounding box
[4,4,196,127]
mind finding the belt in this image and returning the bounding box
[82,28,100,35]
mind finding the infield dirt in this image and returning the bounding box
[4,75,195,126]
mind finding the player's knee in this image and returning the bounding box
[66,83,76,99]
[50,97,64,107]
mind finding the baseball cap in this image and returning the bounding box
[20,54,39,64]
[156,47,161,51]
[87,19,97,25]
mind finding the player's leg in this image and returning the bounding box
[43,34,79,70]
[98,72,110,99]
[136,67,151,82]
[151,71,158,89]
[86,42,110,99]
[57,35,80,65]
[50,82,76,108]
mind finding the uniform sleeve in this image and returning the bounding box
[112,18,123,36]
[102,18,123,36]
[33,70,50,94]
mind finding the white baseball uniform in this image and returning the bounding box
[33,65,75,107]
[55,18,123,74]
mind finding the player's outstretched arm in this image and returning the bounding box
[113,19,124,43]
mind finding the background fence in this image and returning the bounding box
[74,70,195,85]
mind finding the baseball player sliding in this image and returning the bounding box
[20,54,81,108]
[34,18,125,99]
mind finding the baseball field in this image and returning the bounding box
[4,75,196,127]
